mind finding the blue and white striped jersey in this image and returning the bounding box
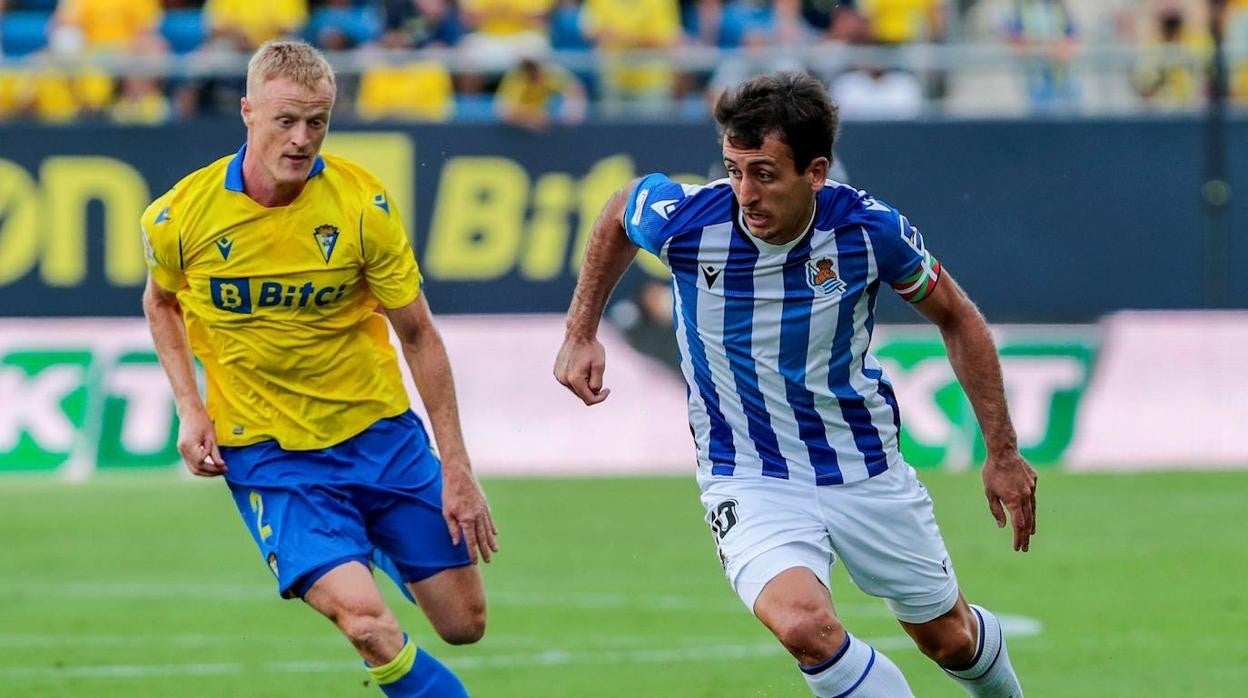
[623,174,942,486]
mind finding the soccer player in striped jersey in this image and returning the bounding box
[142,41,496,697]
[556,72,1036,697]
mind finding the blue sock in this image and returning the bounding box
[366,634,468,697]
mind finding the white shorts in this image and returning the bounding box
[699,462,960,624]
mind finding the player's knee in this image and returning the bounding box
[337,607,402,655]
[770,609,844,661]
[434,600,487,645]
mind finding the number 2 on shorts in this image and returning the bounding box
[249,490,273,541]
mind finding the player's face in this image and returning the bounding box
[241,77,334,188]
[722,133,828,245]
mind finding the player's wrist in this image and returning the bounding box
[440,455,473,475]
[174,397,208,420]
[563,322,600,343]
[982,448,1023,468]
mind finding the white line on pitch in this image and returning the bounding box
[0,619,1041,682]
[0,582,894,616]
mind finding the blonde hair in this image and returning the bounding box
[246,40,336,100]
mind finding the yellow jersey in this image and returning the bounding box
[202,0,308,47]
[56,0,162,49]
[142,146,421,450]
[356,61,454,122]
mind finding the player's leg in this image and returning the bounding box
[822,462,1022,697]
[405,565,486,645]
[359,412,486,644]
[747,554,914,697]
[901,596,1023,698]
[221,438,465,697]
[701,475,913,697]
[302,561,467,698]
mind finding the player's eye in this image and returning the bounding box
[757,171,774,182]
[277,118,293,126]
[726,167,741,178]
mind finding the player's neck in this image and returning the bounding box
[241,154,306,208]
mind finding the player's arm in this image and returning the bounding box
[912,273,1037,552]
[554,181,640,406]
[140,197,225,477]
[385,297,497,563]
[142,275,225,476]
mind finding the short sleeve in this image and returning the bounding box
[864,200,942,304]
[141,191,186,292]
[623,173,722,257]
[361,190,423,309]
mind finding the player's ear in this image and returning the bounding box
[807,156,829,189]
[240,97,252,127]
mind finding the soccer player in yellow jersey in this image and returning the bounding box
[141,41,495,697]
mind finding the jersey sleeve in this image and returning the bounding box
[140,190,186,292]
[623,173,718,256]
[361,190,423,309]
[864,201,942,304]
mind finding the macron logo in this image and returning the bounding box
[650,199,678,221]
[630,189,649,227]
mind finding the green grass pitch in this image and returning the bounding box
[1,470,1245,696]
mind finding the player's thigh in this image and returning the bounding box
[224,477,372,599]
[363,478,473,587]
[302,559,393,623]
[406,564,486,633]
[700,474,833,613]
[819,463,960,624]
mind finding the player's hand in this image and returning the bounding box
[554,336,611,405]
[442,462,498,564]
[176,407,226,477]
[982,451,1037,552]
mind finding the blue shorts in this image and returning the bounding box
[221,411,471,599]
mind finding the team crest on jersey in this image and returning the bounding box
[313,224,339,263]
[806,257,847,297]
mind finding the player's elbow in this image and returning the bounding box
[934,291,985,338]
[142,280,177,320]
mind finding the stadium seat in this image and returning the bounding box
[14,0,58,10]
[550,5,590,51]
[454,94,496,122]
[1,12,52,57]
[306,6,383,49]
[161,9,206,55]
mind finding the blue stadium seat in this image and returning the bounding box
[306,6,382,48]
[550,5,590,51]
[1,12,51,57]
[14,0,59,11]
[454,94,496,122]
[161,9,206,55]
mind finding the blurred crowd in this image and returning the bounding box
[0,0,1245,126]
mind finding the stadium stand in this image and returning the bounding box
[0,0,1239,123]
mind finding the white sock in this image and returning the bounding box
[944,605,1023,697]
[801,632,914,697]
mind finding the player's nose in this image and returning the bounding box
[289,123,312,148]
[737,177,761,205]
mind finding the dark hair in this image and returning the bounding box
[713,72,839,174]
